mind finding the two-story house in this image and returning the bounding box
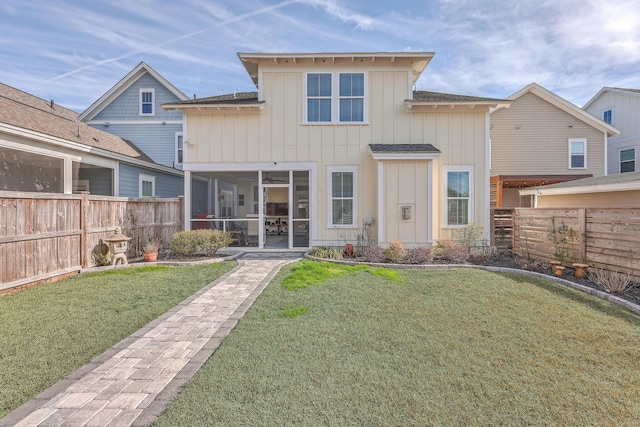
[490,83,618,208]
[164,52,510,249]
[583,87,640,174]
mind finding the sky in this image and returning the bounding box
[1,0,640,112]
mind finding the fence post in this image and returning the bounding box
[578,208,586,262]
[178,195,185,231]
[511,209,516,254]
[80,193,89,268]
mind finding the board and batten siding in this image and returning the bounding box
[183,66,490,244]
[491,92,606,176]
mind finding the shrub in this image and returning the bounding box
[361,246,387,263]
[452,222,484,250]
[310,246,344,260]
[401,247,433,264]
[170,229,233,256]
[442,244,470,263]
[588,268,636,294]
[384,240,406,263]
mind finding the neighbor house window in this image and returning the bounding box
[603,109,612,125]
[445,166,473,227]
[328,166,357,226]
[569,139,586,168]
[175,132,184,165]
[305,72,366,123]
[140,88,155,116]
[139,174,155,197]
[620,148,635,173]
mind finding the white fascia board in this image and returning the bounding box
[86,120,183,126]
[182,162,316,172]
[520,181,640,196]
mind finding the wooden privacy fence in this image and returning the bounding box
[490,208,514,250]
[0,191,184,292]
[509,207,640,279]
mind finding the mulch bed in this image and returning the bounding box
[471,252,640,307]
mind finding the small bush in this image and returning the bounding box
[362,246,387,263]
[443,245,470,263]
[170,229,233,256]
[384,240,406,263]
[452,222,485,250]
[310,246,344,260]
[588,268,636,294]
[401,247,433,264]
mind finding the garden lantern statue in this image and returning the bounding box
[104,227,131,266]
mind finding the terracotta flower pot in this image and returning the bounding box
[554,266,566,277]
[144,252,158,262]
[573,263,589,279]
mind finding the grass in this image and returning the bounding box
[156,260,640,426]
[0,261,236,418]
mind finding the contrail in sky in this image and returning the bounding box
[50,0,301,81]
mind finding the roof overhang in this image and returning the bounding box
[406,100,511,110]
[369,144,441,160]
[520,180,640,196]
[163,102,264,112]
[238,52,435,88]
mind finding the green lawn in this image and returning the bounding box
[156,260,640,426]
[0,261,236,418]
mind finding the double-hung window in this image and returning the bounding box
[175,132,184,165]
[140,88,155,116]
[139,174,155,197]
[328,166,357,226]
[620,148,635,173]
[569,139,586,169]
[305,72,365,123]
[444,167,473,227]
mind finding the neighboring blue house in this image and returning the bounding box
[0,82,183,198]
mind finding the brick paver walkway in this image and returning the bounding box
[1,253,301,427]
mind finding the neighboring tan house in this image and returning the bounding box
[583,87,640,175]
[163,52,510,249]
[0,82,182,196]
[519,171,640,208]
[490,83,619,208]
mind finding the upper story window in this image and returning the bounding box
[603,109,612,125]
[569,139,586,169]
[620,148,635,173]
[305,72,366,124]
[175,132,184,165]
[140,88,155,116]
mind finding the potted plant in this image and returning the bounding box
[143,240,159,262]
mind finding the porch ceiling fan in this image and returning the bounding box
[262,172,287,183]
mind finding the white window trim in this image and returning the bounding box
[303,72,368,124]
[139,173,155,197]
[443,165,474,228]
[327,165,358,228]
[140,88,155,116]
[620,147,636,173]
[568,138,587,169]
[175,132,184,166]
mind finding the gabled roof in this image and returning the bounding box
[163,92,264,111]
[0,82,154,163]
[520,171,640,196]
[408,91,511,109]
[78,61,189,121]
[583,86,640,110]
[496,83,619,137]
[237,52,435,88]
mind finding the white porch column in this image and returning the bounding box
[376,161,384,245]
[184,170,192,230]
